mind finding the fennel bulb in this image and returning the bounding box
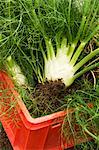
[6,56,27,86]
[45,50,74,86]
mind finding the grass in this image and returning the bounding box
[0,83,20,128]
[67,140,99,150]
[62,75,99,149]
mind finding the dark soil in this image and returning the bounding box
[0,126,13,150]
[24,79,81,117]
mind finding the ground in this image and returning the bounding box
[0,126,13,150]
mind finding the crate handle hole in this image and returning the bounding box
[51,123,61,128]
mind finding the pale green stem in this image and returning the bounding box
[88,7,99,32]
[61,37,67,50]
[74,48,99,72]
[40,44,47,63]
[30,50,36,68]
[73,62,99,80]
[55,32,61,51]
[67,16,86,59]
[68,0,72,26]
[82,0,97,37]
[85,25,99,44]
[87,57,99,67]
[75,16,86,42]
[53,0,56,14]
[45,39,55,60]
[67,0,72,42]
[83,0,90,15]
[37,67,43,83]
[8,0,11,32]
[67,43,76,60]
[84,127,97,140]
[70,42,86,66]
[61,37,69,55]
[56,43,60,53]
[17,45,37,76]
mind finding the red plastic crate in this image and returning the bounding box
[0,71,92,150]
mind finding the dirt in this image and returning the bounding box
[25,79,81,117]
[0,126,13,150]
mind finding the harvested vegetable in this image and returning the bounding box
[3,0,99,87]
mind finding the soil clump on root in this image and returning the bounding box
[25,80,80,117]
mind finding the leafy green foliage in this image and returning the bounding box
[0,0,99,85]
